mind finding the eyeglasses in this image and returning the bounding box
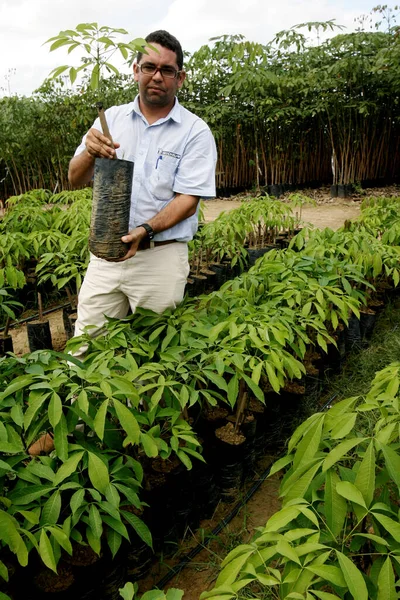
[139,63,181,79]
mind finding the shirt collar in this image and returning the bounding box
[127,95,182,124]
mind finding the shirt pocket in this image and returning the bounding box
[149,157,178,201]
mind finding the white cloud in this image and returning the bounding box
[0,0,391,96]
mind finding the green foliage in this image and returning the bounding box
[45,23,147,91]
[203,362,400,600]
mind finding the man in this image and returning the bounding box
[69,30,217,339]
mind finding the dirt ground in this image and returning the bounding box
[203,188,362,229]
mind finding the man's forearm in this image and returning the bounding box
[68,150,95,188]
[146,193,199,234]
[120,194,199,261]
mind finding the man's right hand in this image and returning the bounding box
[85,128,120,160]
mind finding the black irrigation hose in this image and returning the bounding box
[155,392,338,589]
[0,302,71,332]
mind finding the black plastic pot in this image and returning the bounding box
[269,184,283,198]
[209,263,228,287]
[345,314,362,353]
[89,157,133,261]
[247,247,273,266]
[0,334,13,356]
[62,305,75,339]
[330,184,338,198]
[360,310,377,344]
[337,184,347,198]
[27,320,53,352]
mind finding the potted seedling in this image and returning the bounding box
[0,288,22,356]
[27,291,53,351]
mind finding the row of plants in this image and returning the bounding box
[203,360,400,600]
[0,196,398,596]
[1,7,400,198]
[0,188,311,329]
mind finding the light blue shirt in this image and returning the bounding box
[75,96,217,242]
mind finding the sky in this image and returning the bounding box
[0,0,392,97]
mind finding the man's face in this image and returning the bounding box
[134,43,186,109]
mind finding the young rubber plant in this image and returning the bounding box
[202,362,400,600]
[45,22,147,91]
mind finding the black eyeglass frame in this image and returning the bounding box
[138,63,182,79]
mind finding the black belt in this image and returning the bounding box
[137,239,178,251]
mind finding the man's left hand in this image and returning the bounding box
[117,227,147,261]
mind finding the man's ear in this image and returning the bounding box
[133,62,139,82]
[177,70,186,89]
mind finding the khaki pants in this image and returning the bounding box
[75,242,189,339]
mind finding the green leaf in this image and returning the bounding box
[77,389,89,414]
[166,590,184,600]
[227,374,239,409]
[325,469,347,539]
[380,443,400,490]
[10,485,54,506]
[93,399,108,441]
[242,373,264,402]
[107,528,122,558]
[336,481,366,508]
[330,413,357,439]
[39,529,57,573]
[322,438,366,472]
[216,550,254,586]
[293,415,324,470]
[265,505,301,532]
[311,592,341,599]
[354,439,375,508]
[372,512,400,542]
[48,392,62,428]
[46,526,73,555]
[204,371,228,392]
[53,451,84,486]
[113,399,140,446]
[119,582,136,600]
[377,556,396,600]
[88,452,109,494]
[70,488,85,514]
[276,539,301,565]
[0,511,28,566]
[54,413,68,462]
[86,526,101,556]
[89,504,103,539]
[269,454,293,476]
[122,511,153,548]
[306,565,346,587]
[0,376,33,400]
[0,560,8,582]
[41,491,61,525]
[140,432,158,458]
[23,393,48,431]
[336,550,368,600]
[281,460,323,504]
[10,405,23,428]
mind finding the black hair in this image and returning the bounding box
[136,30,184,70]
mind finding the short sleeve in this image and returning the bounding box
[173,121,217,200]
